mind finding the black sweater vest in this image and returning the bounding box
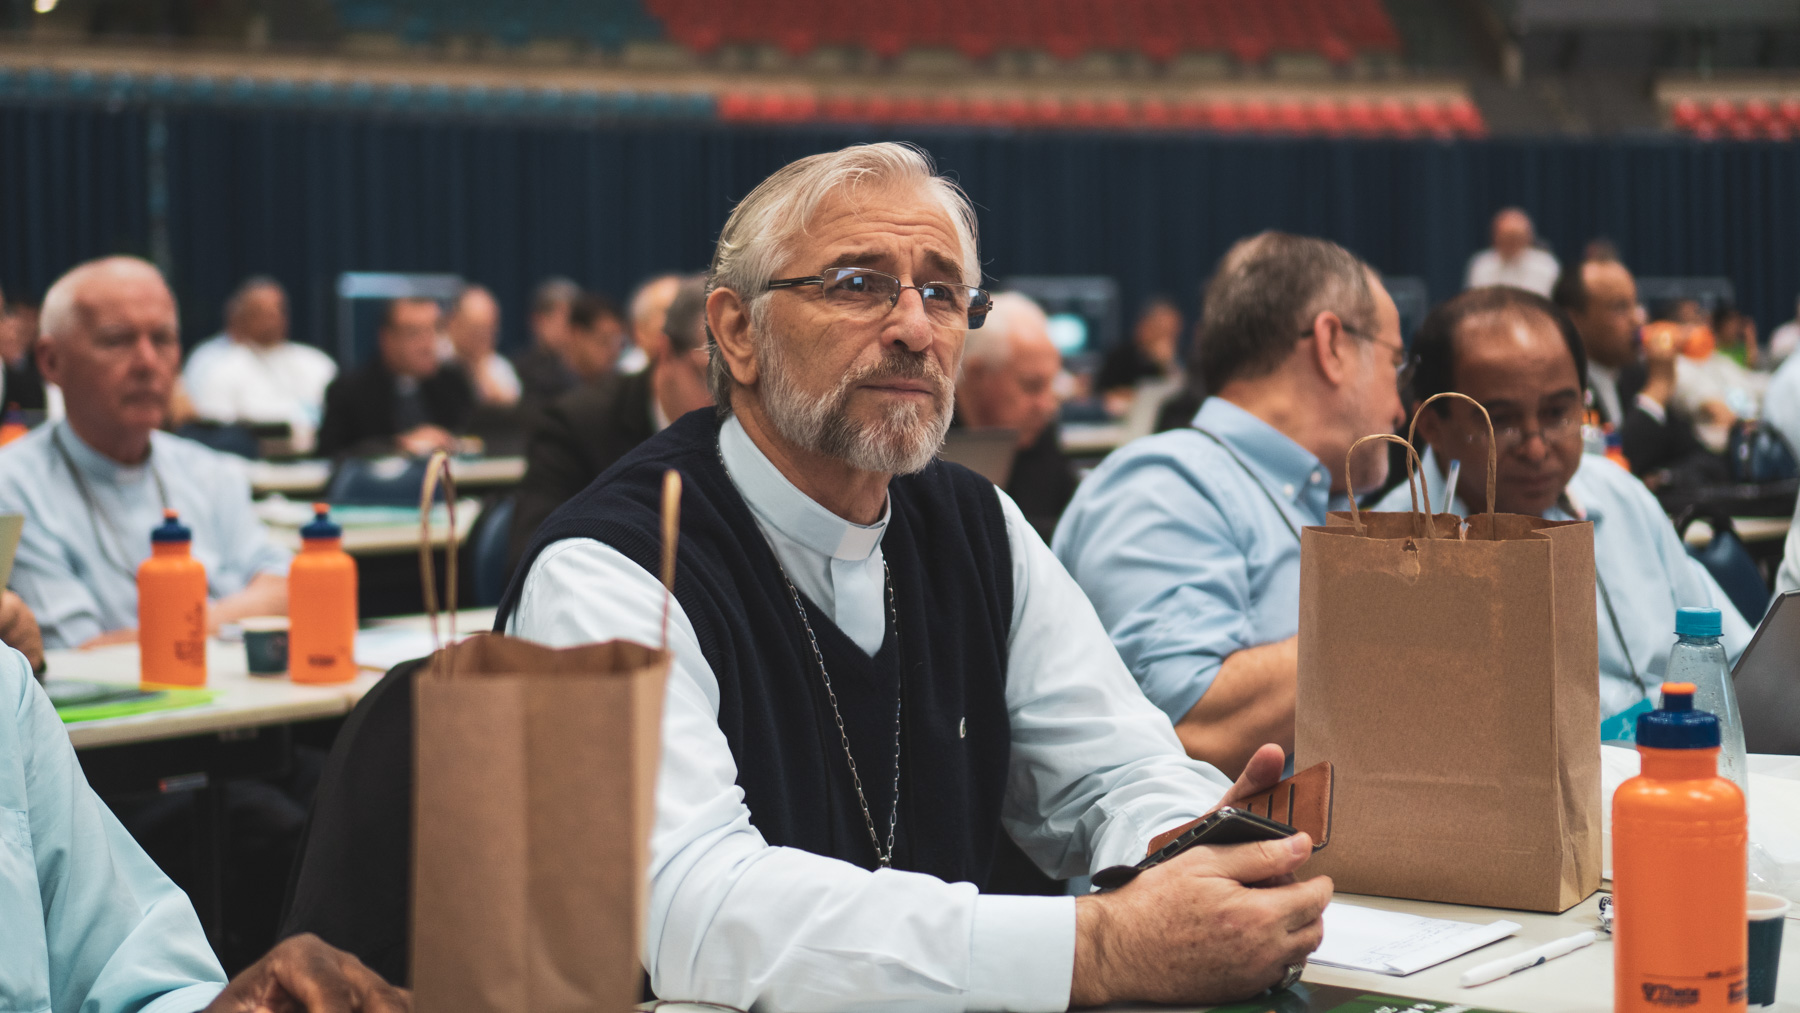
[497,410,1030,887]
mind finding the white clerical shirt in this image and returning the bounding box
[509,414,1232,1012]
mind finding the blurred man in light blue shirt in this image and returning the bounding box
[0,643,409,1011]
[0,257,289,650]
[1379,286,1750,728]
[1055,233,1406,776]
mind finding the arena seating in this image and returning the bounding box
[1668,96,1800,140]
[716,90,1484,138]
[645,0,1400,66]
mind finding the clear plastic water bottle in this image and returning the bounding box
[1666,606,1749,800]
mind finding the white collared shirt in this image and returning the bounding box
[509,414,1231,1012]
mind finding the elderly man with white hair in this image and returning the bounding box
[0,256,288,649]
[956,291,1078,540]
[497,143,1328,1011]
[1465,207,1560,297]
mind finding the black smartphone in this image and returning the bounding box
[1091,806,1297,890]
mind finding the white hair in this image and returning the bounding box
[960,291,1047,376]
[629,274,682,328]
[707,142,981,411]
[40,256,175,342]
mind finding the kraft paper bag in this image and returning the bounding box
[409,453,675,1012]
[1295,403,1602,913]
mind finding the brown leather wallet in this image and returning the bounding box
[1147,761,1334,855]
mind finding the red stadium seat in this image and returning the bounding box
[930,95,965,122]
[1377,98,1417,137]
[821,94,859,121]
[1342,97,1379,136]
[1139,96,1171,127]
[1446,98,1485,137]
[1671,98,1703,132]
[717,91,757,121]
[1274,100,1308,134]
[1207,99,1243,133]
[1308,98,1345,135]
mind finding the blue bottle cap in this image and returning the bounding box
[1638,681,1721,749]
[300,503,342,540]
[150,508,191,543]
[1675,606,1722,638]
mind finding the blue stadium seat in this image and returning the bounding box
[470,495,518,606]
[327,456,436,507]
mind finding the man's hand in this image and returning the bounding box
[396,425,455,457]
[204,933,409,1013]
[0,591,43,671]
[1070,835,1331,1006]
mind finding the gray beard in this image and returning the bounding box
[756,341,952,475]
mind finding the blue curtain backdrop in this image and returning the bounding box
[4,101,1798,359]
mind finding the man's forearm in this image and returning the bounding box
[1174,638,1297,778]
[211,572,288,630]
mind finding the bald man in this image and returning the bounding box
[1465,208,1560,298]
[619,273,681,375]
[954,291,1077,540]
[0,257,289,649]
[183,277,338,452]
[446,285,520,407]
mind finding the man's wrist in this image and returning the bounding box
[1071,894,1114,1007]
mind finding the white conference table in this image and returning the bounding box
[246,457,525,498]
[1683,515,1793,548]
[52,608,497,749]
[261,499,484,557]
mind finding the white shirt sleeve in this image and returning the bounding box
[506,489,1230,1012]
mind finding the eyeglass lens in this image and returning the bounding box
[819,268,985,325]
[1462,405,1583,449]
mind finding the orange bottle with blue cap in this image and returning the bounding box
[138,508,208,688]
[1613,681,1747,1011]
[288,503,358,684]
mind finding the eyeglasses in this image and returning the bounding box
[1453,402,1584,451]
[767,267,992,329]
[1299,322,1413,393]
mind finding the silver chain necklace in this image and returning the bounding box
[718,438,905,868]
[779,560,904,868]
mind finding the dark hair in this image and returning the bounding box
[380,296,437,331]
[225,275,284,320]
[1136,295,1180,324]
[568,292,621,331]
[531,276,581,316]
[1195,231,1376,389]
[1549,265,1590,314]
[1411,286,1588,412]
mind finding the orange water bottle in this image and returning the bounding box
[1614,681,1748,1012]
[138,509,208,688]
[288,504,358,684]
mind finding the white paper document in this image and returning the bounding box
[1310,902,1520,976]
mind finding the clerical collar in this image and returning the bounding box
[719,414,889,561]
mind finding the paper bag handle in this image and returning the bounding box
[1407,392,1497,537]
[659,470,681,651]
[1345,434,1428,537]
[419,450,459,650]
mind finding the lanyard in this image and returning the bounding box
[51,424,171,582]
[1191,427,1305,545]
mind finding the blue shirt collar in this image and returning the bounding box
[1191,398,1333,517]
[54,421,159,487]
[718,414,889,561]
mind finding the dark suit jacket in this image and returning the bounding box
[316,361,475,458]
[1007,423,1079,543]
[510,344,578,405]
[507,369,657,572]
[1600,361,1727,487]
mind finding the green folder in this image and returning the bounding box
[49,680,217,723]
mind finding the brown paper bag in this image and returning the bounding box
[410,453,674,1012]
[1295,397,1602,912]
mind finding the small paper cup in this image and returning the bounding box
[241,615,290,676]
[1748,890,1790,1007]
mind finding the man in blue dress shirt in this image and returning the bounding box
[0,257,289,650]
[0,642,407,1011]
[1055,233,1406,777]
[1375,286,1750,727]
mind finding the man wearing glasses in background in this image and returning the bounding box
[1055,233,1407,779]
[1377,286,1750,733]
[496,144,1330,1011]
